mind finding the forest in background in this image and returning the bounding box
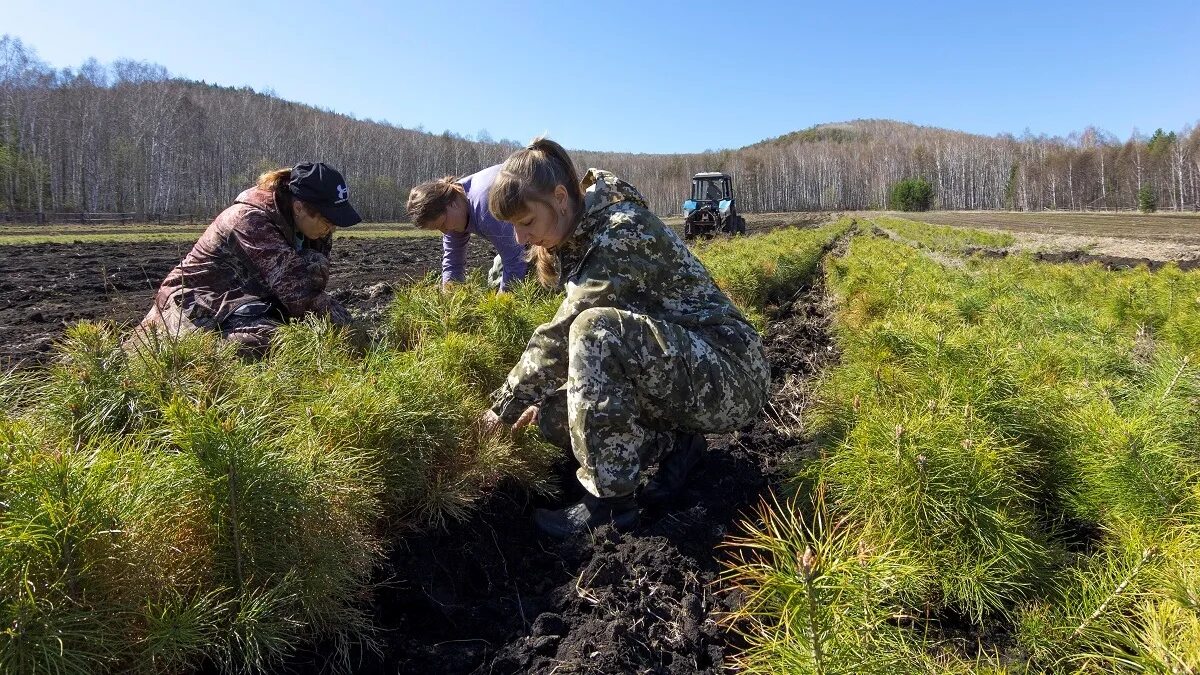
[1,35,1197,221]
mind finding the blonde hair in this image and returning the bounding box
[256,167,292,192]
[488,138,583,286]
[406,177,465,228]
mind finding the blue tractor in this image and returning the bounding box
[682,172,746,240]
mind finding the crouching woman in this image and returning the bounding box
[137,162,361,356]
[481,139,769,538]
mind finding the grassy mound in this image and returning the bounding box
[725,225,1200,672]
[1,280,562,673]
[874,215,1016,252]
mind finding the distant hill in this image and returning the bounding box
[1,35,1196,218]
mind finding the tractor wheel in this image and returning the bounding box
[732,215,747,235]
[683,220,695,240]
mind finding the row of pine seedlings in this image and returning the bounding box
[724,218,1200,673]
[0,220,853,673]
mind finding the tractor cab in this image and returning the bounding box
[682,172,745,240]
[691,172,732,204]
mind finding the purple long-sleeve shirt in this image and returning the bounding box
[442,163,528,291]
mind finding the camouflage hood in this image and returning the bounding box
[580,169,649,219]
[556,169,650,281]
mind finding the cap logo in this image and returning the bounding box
[336,184,349,202]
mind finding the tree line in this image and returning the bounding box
[1,35,1197,221]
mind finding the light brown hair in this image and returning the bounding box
[487,138,583,286]
[256,167,293,192]
[406,177,465,228]
[256,167,306,226]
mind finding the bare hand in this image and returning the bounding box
[512,405,539,433]
[478,409,504,435]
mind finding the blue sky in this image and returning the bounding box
[5,0,1198,153]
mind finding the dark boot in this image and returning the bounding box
[641,433,706,506]
[533,493,639,539]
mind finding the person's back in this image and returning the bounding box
[139,163,358,355]
[407,165,528,291]
[555,169,750,331]
[157,186,331,326]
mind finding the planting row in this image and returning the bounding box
[0,220,852,673]
[873,215,1016,253]
[726,225,1200,673]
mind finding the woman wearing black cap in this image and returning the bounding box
[135,162,362,356]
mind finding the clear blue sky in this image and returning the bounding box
[5,0,1198,153]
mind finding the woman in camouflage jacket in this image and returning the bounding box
[137,162,361,356]
[484,139,769,538]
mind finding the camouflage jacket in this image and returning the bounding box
[490,169,758,423]
[151,187,348,328]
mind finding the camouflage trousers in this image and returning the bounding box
[134,293,282,357]
[537,307,769,498]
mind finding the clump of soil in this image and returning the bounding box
[290,281,839,675]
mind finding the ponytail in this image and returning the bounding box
[527,245,558,286]
[256,167,292,192]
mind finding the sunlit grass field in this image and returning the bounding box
[0,220,851,673]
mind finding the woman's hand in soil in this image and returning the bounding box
[511,405,539,434]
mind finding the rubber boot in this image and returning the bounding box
[533,493,639,539]
[641,433,706,506]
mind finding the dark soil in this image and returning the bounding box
[963,245,1200,271]
[1030,248,1200,271]
[0,236,493,368]
[870,223,1200,272]
[288,282,837,675]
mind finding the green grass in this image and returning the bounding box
[0,220,848,673]
[696,218,854,328]
[0,279,562,672]
[724,234,1200,672]
[872,215,1016,252]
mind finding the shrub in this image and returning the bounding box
[888,178,934,212]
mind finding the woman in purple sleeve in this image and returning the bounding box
[406,164,529,292]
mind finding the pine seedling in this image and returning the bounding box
[1062,351,1200,528]
[416,331,508,390]
[822,400,1049,622]
[138,587,233,672]
[42,321,142,439]
[722,492,930,674]
[122,321,243,411]
[0,368,36,418]
[0,426,158,673]
[384,282,485,351]
[873,217,1015,253]
[215,575,305,675]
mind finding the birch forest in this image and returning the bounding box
[2,35,1197,221]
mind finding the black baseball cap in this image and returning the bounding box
[288,162,362,227]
